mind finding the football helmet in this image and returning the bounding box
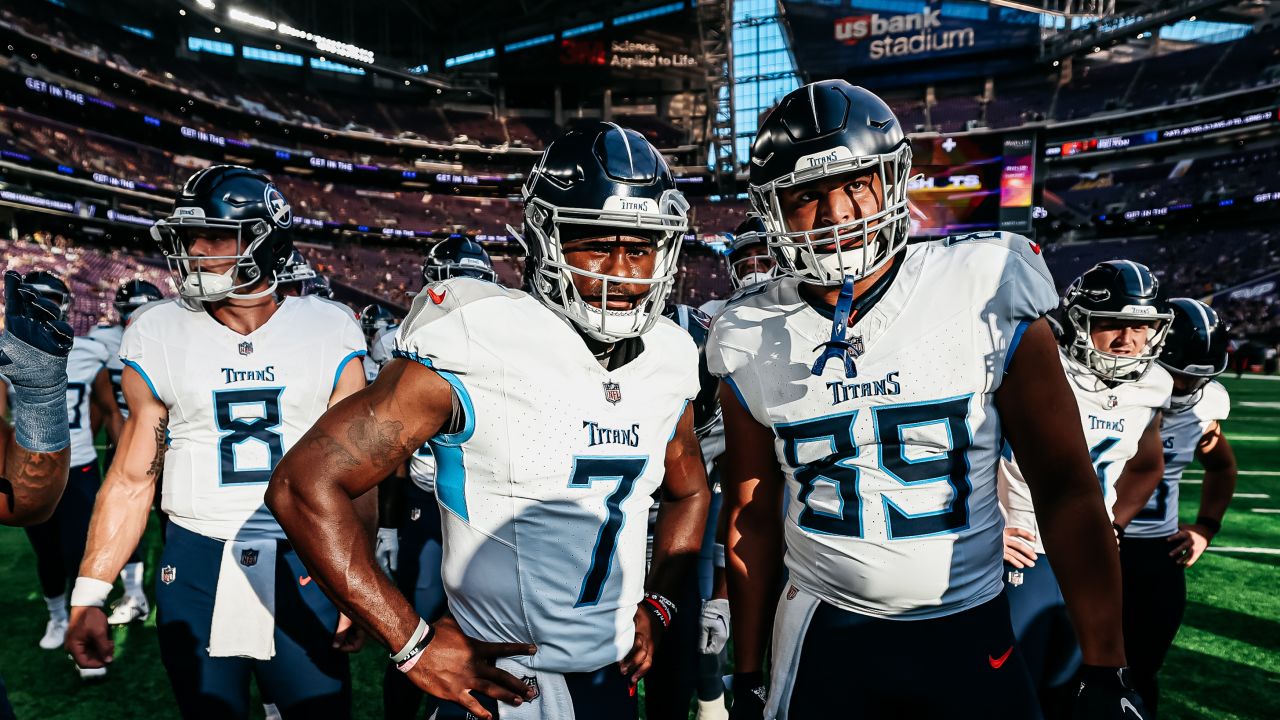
[749,80,914,286]
[150,165,294,302]
[422,236,496,284]
[663,304,721,438]
[277,250,317,285]
[1158,297,1229,412]
[22,271,71,321]
[725,215,776,290]
[114,279,164,323]
[513,122,690,343]
[360,303,398,344]
[1061,260,1173,383]
[302,274,333,299]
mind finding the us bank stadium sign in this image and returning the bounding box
[834,9,974,61]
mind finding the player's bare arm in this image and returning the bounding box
[66,365,167,667]
[996,317,1127,667]
[1170,422,1236,566]
[91,364,124,445]
[719,380,786,677]
[1111,413,1167,528]
[267,357,536,717]
[621,404,710,683]
[328,355,374,652]
[0,417,69,526]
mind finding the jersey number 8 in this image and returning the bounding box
[213,388,286,485]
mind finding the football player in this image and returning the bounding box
[0,269,74,720]
[276,250,318,297]
[699,215,776,319]
[64,166,369,719]
[11,273,117,672]
[379,235,497,720]
[708,80,1143,719]
[1113,297,1236,716]
[266,123,710,720]
[359,303,398,383]
[1000,260,1173,718]
[89,278,166,626]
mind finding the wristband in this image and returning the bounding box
[394,623,435,674]
[389,618,429,664]
[1195,515,1222,535]
[70,577,114,608]
[713,542,726,569]
[642,592,677,629]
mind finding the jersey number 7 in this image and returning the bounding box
[569,456,649,607]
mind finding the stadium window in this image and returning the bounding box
[563,21,604,38]
[120,25,154,40]
[504,34,556,53]
[614,2,686,27]
[852,0,926,14]
[243,45,303,67]
[731,0,800,163]
[187,36,235,57]
[940,2,989,21]
[1159,19,1250,43]
[444,47,496,68]
[310,57,366,75]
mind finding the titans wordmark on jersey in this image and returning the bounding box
[707,231,1057,619]
[394,277,699,673]
[1127,381,1229,539]
[119,295,365,541]
[1000,349,1173,552]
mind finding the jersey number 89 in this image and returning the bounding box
[777,395,973,540]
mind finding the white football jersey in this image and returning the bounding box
[66,337,110,467]
[119,296,365,541]
[1000,350,1173,552]
[1127,381,1229,539]
[395,277,699,672]
[89,324,129,417]
[707,232,1057,619]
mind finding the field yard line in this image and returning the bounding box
[1219,434,1279,442]
[1183,469,1280,476]
[1234,493,1271,499]
[1250,508,1280,514]
[1238,401,1280,409]
[1232,374,1280,381]
[1207,546,1280,555]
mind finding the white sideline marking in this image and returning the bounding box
[1234,493,1270,499]
[1250,508,1280,514]
[1183,470,1280,477]
[1207,546,1280,555]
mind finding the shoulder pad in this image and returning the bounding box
[403,277,523,328]
[945,230,1044,257]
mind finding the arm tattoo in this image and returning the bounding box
[147,416,169,480]
[312,435,361,470]
[346,414,415,461]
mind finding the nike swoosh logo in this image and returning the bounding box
[426,288,446,305]
[299,575,312,586]
[989,646,1014,669]
[1120,698,1144,718]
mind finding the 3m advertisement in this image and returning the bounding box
[783,0,1040,81]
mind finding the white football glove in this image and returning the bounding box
[699,598,731,655]
[375,528,399,576]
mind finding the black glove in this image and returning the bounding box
[1073,666,1148,720]
[729,671,768,720]
[0,270,73,361]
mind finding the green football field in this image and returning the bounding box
[0,376,1276,719]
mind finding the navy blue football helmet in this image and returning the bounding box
[114,279,163,322]
[1061,260,1173,383]
[360,303,398,344]
[423,236,496,284]
[1159,297,1229,411]
[749,80,914,286]
[517,122,690,342]
[151,165,294,302]
[725,215,776,290]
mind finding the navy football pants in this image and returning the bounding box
[1121,536,1187,718]
[432,663,638,720]
[383,484,447,719]
[1005,558,1081,720]
[155,523,351,719]
[779,590,1040,719]
[24,462,98,599]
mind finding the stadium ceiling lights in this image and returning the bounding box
[218,4,375,64]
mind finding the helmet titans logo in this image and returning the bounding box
[264,185,293,229]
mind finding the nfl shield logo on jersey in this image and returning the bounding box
[238,341,254,356]
[521,676,540,701]
[603,380,622,405]
[161,565,176,584]
[241,549,259,567]
[848,335,865,358]
[1105,395,1119,410]
[1007,570,1024,587]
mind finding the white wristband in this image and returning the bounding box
[70,577,114,608]
[389,618,429,664]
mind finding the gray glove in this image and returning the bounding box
[699,598,731,655]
